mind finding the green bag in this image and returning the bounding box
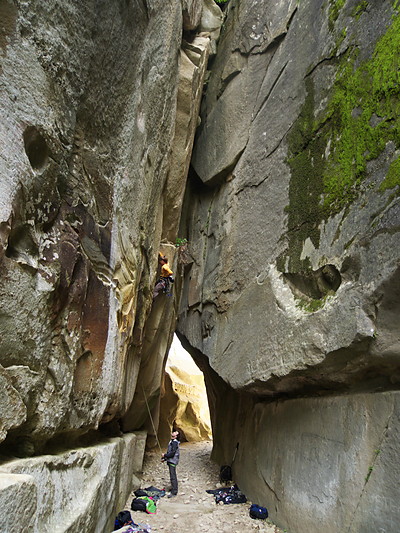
[138,496,157,514]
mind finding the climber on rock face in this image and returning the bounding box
[152,253,174,300]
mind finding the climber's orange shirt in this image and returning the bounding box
[161,263,173,278]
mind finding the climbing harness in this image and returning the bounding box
[162,277,173,297]
[141,384,163,456]
[155,276,173,297]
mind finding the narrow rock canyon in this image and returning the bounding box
[0,1,399,532]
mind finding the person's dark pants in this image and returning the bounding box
[153,279,166,300]
[168,462,178,495]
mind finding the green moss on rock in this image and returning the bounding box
[380,155,400,191]
[296,292,333,313]
[285,78,326,272]
[329,0,346,31]
[281,7,400,273]
[351,1,369,20]
[323,10,400,211]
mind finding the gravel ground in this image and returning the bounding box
[123,440,283,533]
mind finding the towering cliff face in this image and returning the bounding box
[0,0,214,530]
[178,0,400,531]
[1,0,399,531]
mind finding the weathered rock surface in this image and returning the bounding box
[0,0,182,450]
[0,432,146,532]
[0,0,214,529]
[178,0,400,531]
[159,335,212,445]
[0,0,212,447]
[2,0,400,531]
[184,0,400,395]
[230,391,400,533]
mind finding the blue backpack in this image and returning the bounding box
[249,504,268,519]
[114,510,134,529]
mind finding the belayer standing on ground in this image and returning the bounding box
[153,253,174,300]
[161,430,180,498]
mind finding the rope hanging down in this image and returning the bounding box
[141,384,163,456]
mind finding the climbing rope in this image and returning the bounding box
[141,384,163,456]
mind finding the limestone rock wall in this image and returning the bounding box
[0,0,216,529]
[178,0,400,531]
[1,0,180,452]
[0,432,146,532]
[158,335,212,445]
[0,0,212,450]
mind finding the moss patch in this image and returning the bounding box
[281,6,400,272]
[329,0,346,31]
[323,9,400,211]
[284,77,326,271]
[380,155,400,191]
[351,1,369,20]
[296,292,333,313]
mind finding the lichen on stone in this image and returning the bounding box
[328,0,346,31]
[351,0,369,20]
[282,6,400,272]
[323,8,400,211]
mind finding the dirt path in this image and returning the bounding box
[125,440,283,533]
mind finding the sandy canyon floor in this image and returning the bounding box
[122,440,284,533]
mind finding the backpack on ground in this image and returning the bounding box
[114,510,134,529]
[131,498,148,512]
[131,496,156,514]
[249,503,268,519]
[219,465,232,484]
[140,496,157,514]
[214,485,247,504]
[134,489,147,497]
[219,443,239,484]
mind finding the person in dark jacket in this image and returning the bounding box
[162,430,180,497]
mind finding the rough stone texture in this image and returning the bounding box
[181,338,400,532]
[0,0,182,450]
[0,366,27,442]
[163,36,211,242]
[0,0,214,528]
[178,0,400,531]
[192,0,298,184]
[182,0,203,31]
[0,0,209,451]
[159,335,212,445]
[0,432,145,533]
[181,0,400,399]
[231,391,400,533]
[0,473,37,530]
[199,0,224,44]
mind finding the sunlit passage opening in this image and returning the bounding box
[158,334,212,446]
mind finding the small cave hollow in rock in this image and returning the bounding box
[23,126,49,171]
[283,263,342,301]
